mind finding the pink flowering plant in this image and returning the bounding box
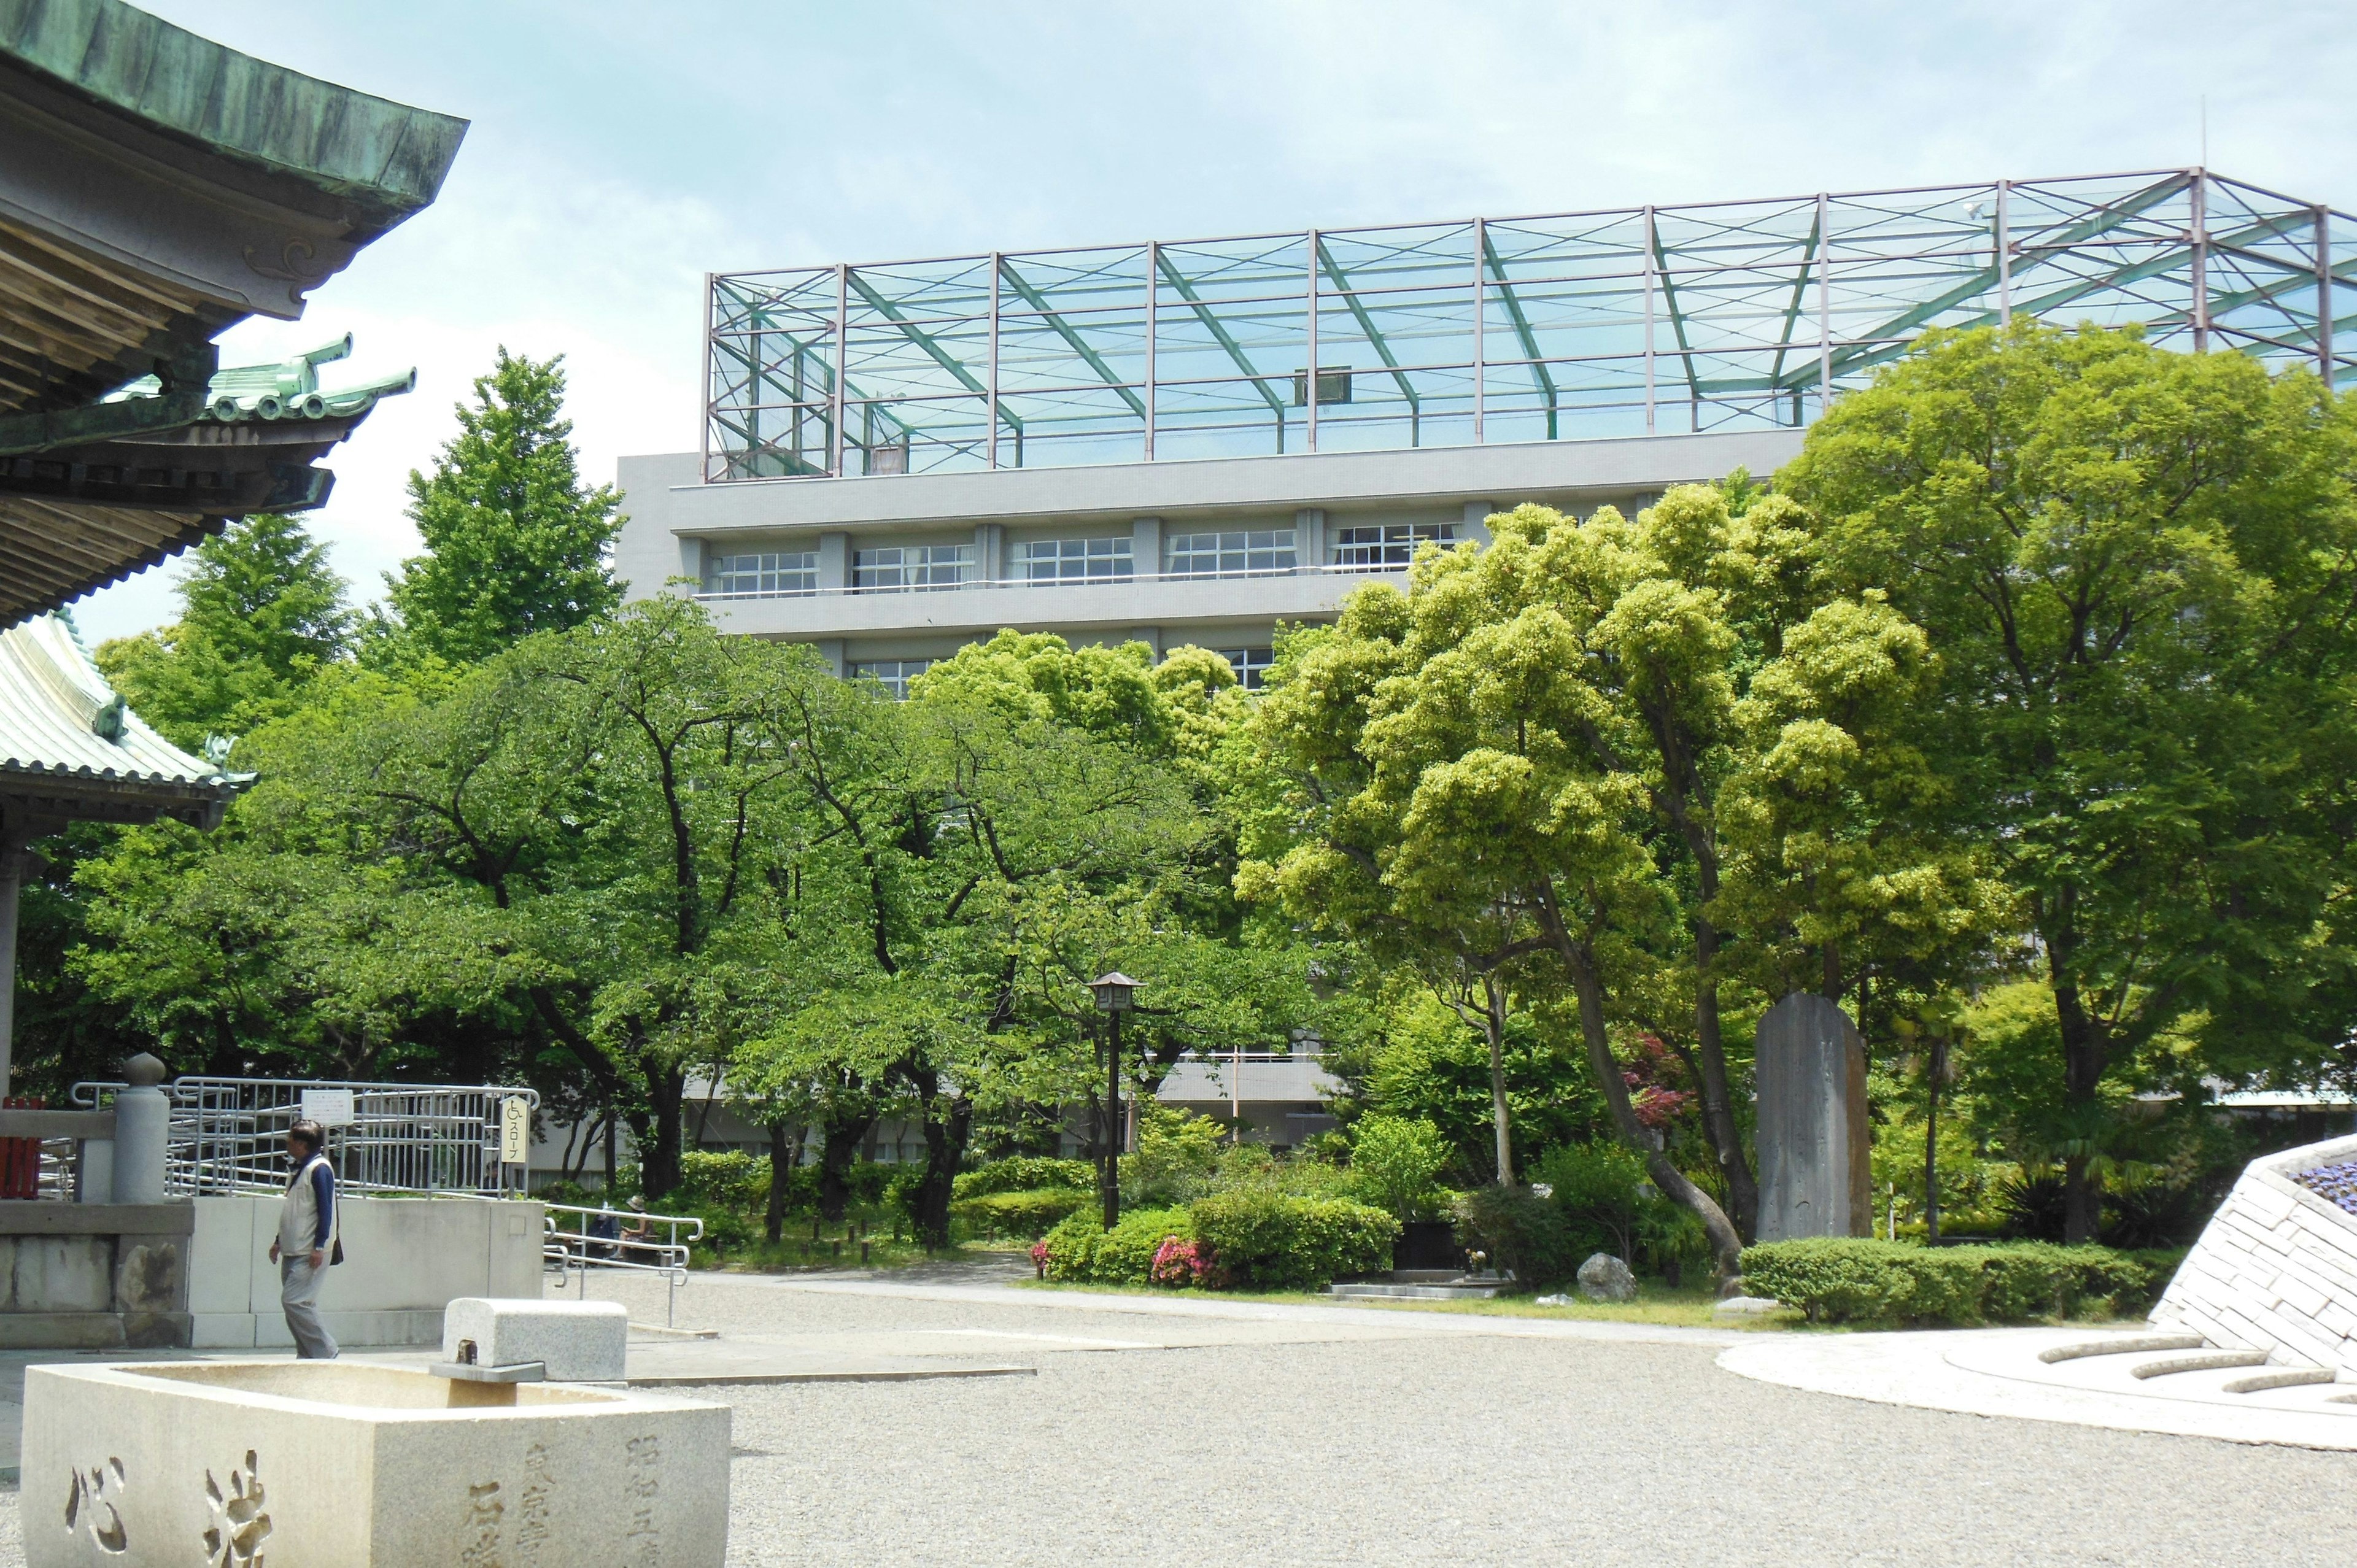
[1148,1234,1226,1289]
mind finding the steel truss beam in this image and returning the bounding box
[1153,248,1290,420]
[1480,229,1560,438]
[1314,237,1421,443]
[994,257,1145,419]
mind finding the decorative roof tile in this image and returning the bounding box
[0,610,236,792]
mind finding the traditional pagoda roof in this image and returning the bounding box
[1,337,415,627]
[0,0,463,629]
[0,609,240,831]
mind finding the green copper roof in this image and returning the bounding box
[0,0,466,235]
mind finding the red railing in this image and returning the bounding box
[1,1096,44,1199]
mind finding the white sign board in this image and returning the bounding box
[500,1095,532,1165]
[299,1089,355,1127]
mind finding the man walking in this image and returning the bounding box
[268,1119,339,1359]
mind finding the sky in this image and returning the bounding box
[70,0,2357,642]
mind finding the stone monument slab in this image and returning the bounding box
[1754,991,1871,1241]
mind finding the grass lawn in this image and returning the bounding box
[1011,1275,1781,1329]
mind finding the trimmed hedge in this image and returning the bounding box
[953,1157,1094,1202]
[1190,1191,1398,1292]
[951,1187,1091,1240]
[1037,1193,1399,1291]
[1038,1208,1193,1285]
[1740,1238,2183,1326]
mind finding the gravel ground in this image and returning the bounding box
[4,1269,2350,1566]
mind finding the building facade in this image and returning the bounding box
[615,428,1802,681]
[616,169,2351,676]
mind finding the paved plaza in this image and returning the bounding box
[7,1262,2351,1566]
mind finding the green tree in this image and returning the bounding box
[1244,492,1987,1270]
[96,512,354,749]
[379,349,622,666]
[1783,321,2357,1241]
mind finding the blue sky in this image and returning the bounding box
[74,0,2357,641]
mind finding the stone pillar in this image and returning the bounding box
[1754,992,1871,1241]
[677,535,707,592]
[1295,507,1326,566]
[974,522,1005,584]
[0,832,21,1097]
[111,1052,171,1206]
[813,639,846,678]
[1131,516,1163,579]
[817,530,851,592]
[1461,498,1498,547]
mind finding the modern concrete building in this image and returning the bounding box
[617,429,1801,688]
[617,169,2351,686]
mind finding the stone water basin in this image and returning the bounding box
[23,1359,729,1566]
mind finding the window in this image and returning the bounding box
[853,543,972,591]
[1166,529,1296,578]
[1332,522,1456,571]
[848,658,934,700]
[705,550,816,598]
[1213,646,1275,690]
[1015,536,1132,584]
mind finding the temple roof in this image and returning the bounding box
[1,338,414,628]
[0,0,464,237]
[0,609,240,831]
[0,0,460,630]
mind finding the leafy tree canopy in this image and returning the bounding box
[377,348,622,666]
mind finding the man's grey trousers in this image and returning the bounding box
[279,1256,339,1360]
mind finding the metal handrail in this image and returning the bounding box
[542,1201,705,1326]
[69,1076,538,1199]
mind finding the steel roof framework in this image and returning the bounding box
[704,169,2356,482]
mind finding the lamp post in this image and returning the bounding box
[1089,972,1139,1229]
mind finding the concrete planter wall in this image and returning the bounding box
[190,1195,545,1350]
[25,1360,729,1566]
[2151,1131,2357,1373]
[0,1202,190,1350]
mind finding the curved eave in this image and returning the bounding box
[0,0,465,236]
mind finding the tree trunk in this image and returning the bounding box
[1689,915,1760,1242]
[910,1081,972,1251]
[2051,969,2108,1246]
[603,1106,618,1193]
[1542,899,1744,1276]
[2062,1154,2099,1245]
[641,1064,687,1200]
[817,1103,875,1224]
[1923,1054,1941,1246]
[1480,973,1514,1186]
[764,1119,800,1244]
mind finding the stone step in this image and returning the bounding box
[2131,1350,2272,1380]
[1391,1269,1466,1284]
[2038,1334,2207,1364]
[2221,1367,2339,1394]
[1328,1283,1504,1300]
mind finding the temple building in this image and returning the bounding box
[0,0,463,1101]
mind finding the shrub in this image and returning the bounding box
[954,1157,1094,1202]
[1150,1235,1223,1289]
[1348,1115,1450,1222]
[1189,1190,1398,1291]
[1039,1213,1102,1281]
[951,1188,1092,1240]
[676,1149,770,1210]
[1091,1207,1194,1286]
[1739,1237,2181,1326]
[1126,1106,1225,1206]
[1453,1184,1582,1286]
